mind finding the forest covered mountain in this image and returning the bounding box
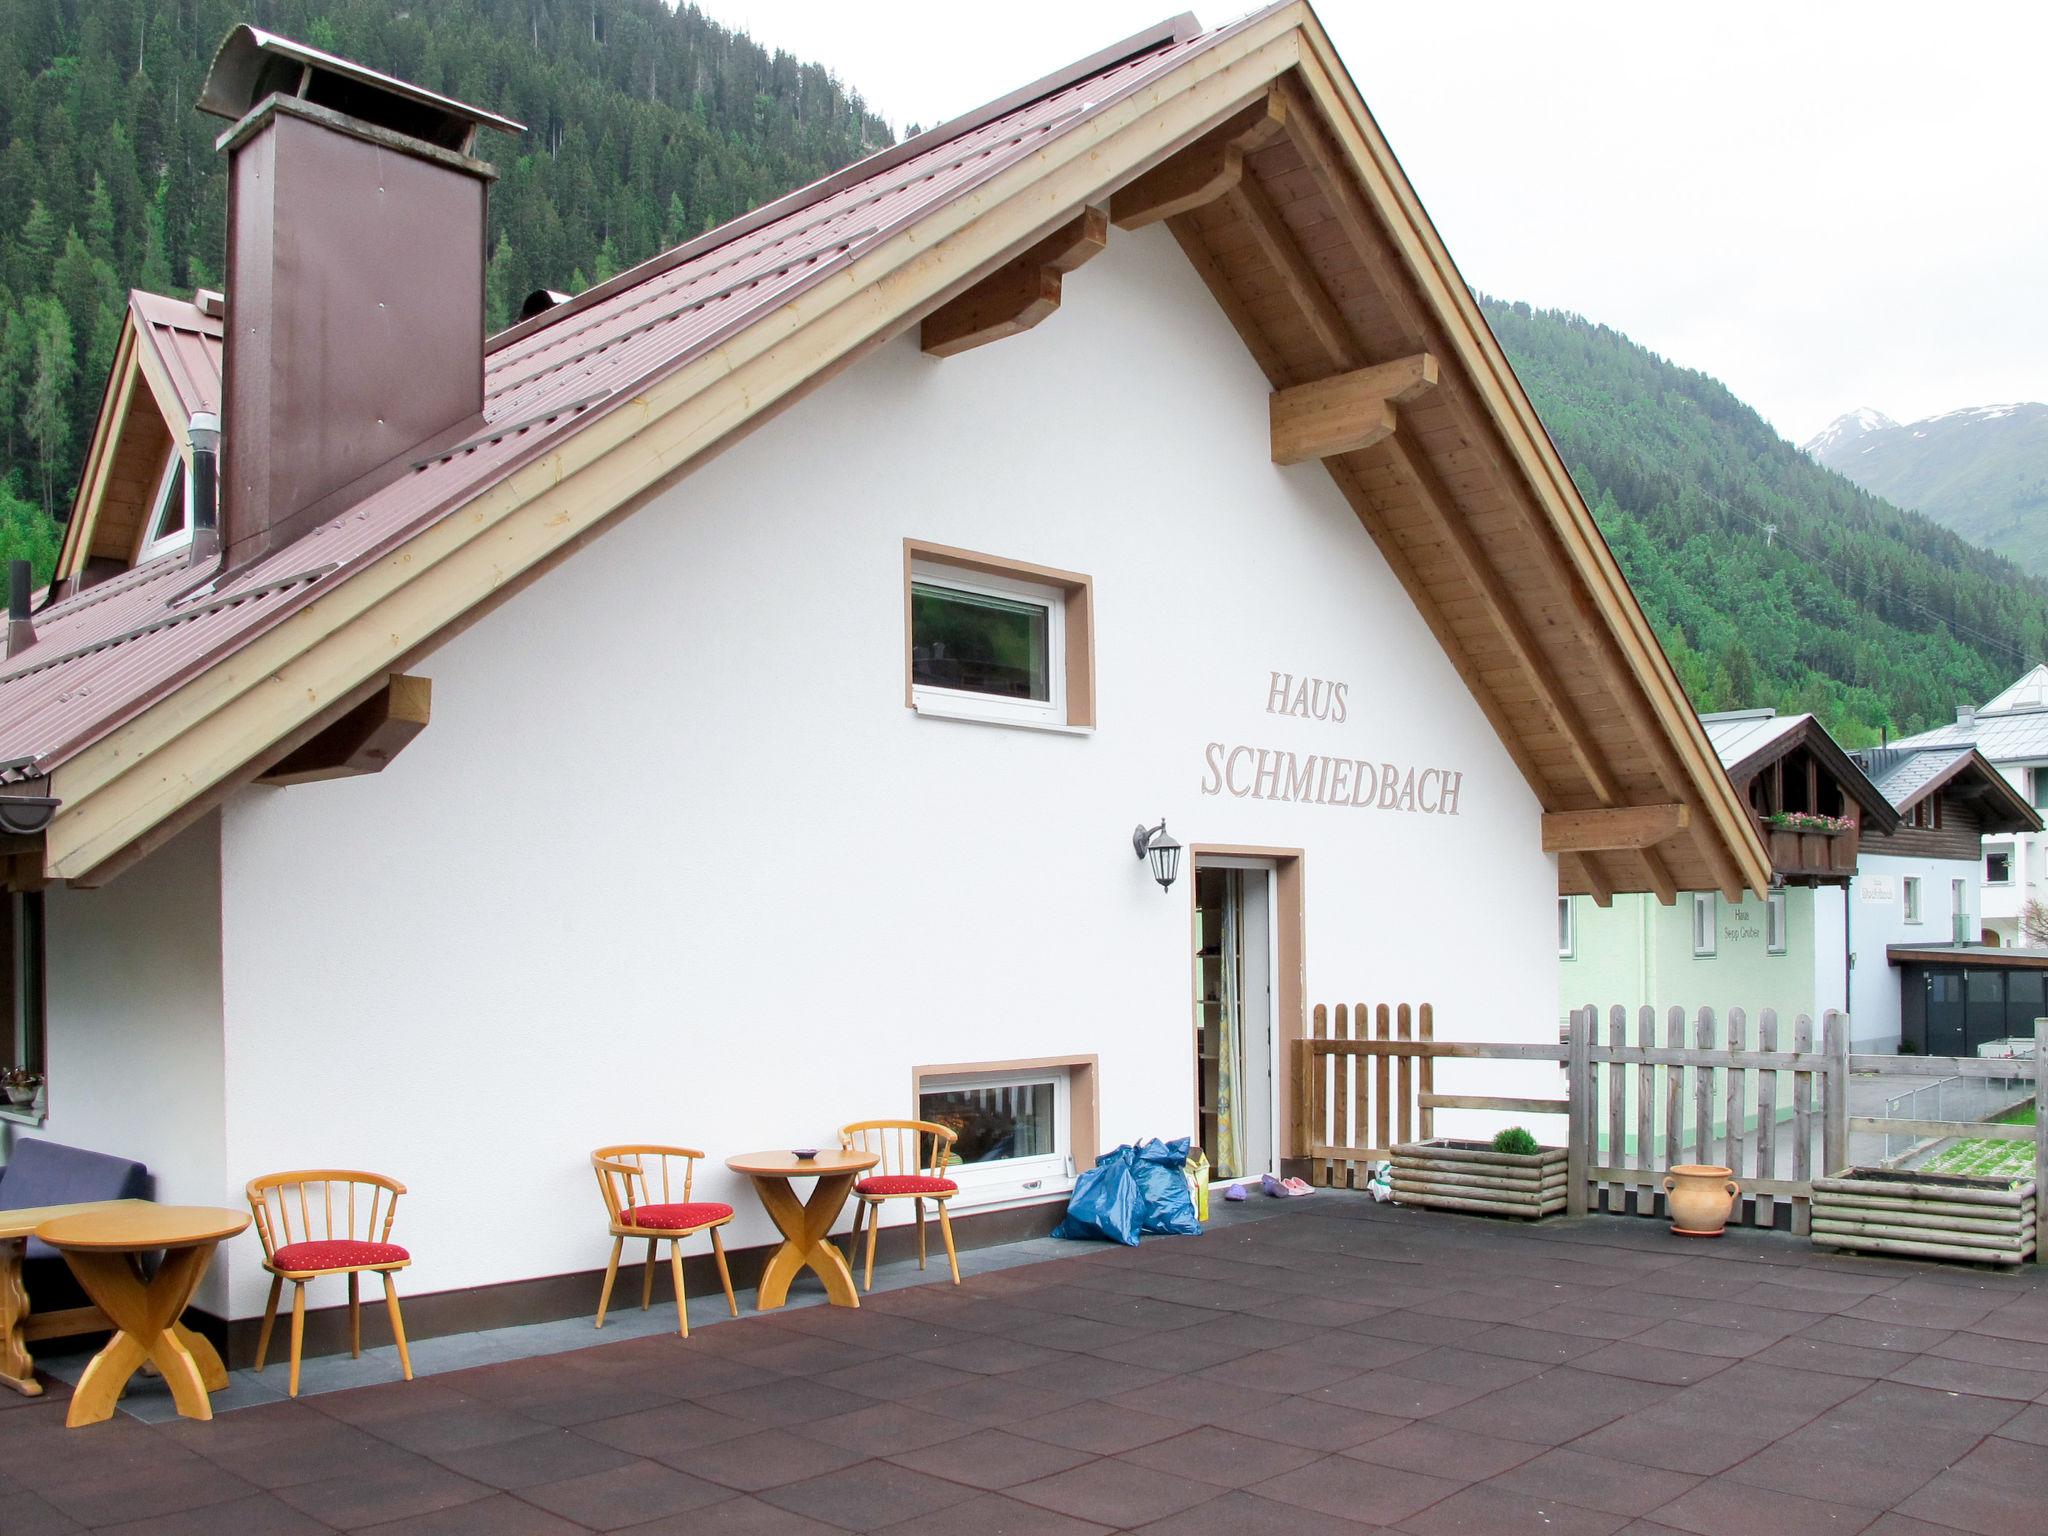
[0,2,2042,747]
[1484,301,2048,744]
[0,0,891,572]
[1804,403,2048,579]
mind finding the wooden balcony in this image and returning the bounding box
[1764,824,1858,882]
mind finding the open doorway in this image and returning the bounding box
[1193,858,1278,1180]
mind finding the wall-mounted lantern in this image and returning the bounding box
[1132,818,1182,893]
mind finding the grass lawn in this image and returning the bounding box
[1921,1103,2037,1181]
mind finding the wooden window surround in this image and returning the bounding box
[911,1055,1099,1173]
[902,539,1095,729]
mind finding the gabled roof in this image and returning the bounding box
[1893,665,2048,764]
[1698,709,1898,831]
[1852,743,2042,836]
[54,290,224,580]
[1,3,1773,901]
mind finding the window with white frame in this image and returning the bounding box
[1903,876,1923,924]
[917,1066,1073,1200]
[1766,890,1787,955]
[1987,846,2013,885]
[1952,878,1970,946]
[135,450,192,563]
[905,541,1099,731]
[1691,892,1716,957]
[2032,768,2048,813]
[1557,896,1575,959]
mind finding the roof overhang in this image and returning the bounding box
[24,3,1772,904]
[1903,748,2043,835]
[1888,944,2048,971]
[1722,716,1900,834]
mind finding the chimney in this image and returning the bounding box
[6,562,34,658]
[197,27,522,570]
[1958,705,1978,731]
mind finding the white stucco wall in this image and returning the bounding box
[193,224,1557,1318]
[1851,851,1977,1050]
[15,817,230,1310]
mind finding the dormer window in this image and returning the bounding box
[135,451,192,563]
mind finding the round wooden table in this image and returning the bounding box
[36,1204,249,1427]
[725,1150,878,1309]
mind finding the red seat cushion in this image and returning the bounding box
[270,1239,408,1272]
[856,1175,958,1197]
[619,1201,734,1230]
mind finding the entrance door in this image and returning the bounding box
[1193,860,1276,1180]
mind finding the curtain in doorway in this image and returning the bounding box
[1214,876,1246,1178]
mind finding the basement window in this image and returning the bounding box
[904,541,1094,731]
[135,451,192,564]
[916,1065,1077,1206]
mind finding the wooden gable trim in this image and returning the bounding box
[41,13,1308,881]
[55,322,143,583]
[1725,718,1898,831]
[1900,749,2042,835]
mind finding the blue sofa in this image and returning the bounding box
[0,1140,153,1313]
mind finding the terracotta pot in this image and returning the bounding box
[1662,1164,1740,1237]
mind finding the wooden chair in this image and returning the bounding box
[591,1145,737,1336]
[246,1169,413,1398]
[840,1119,960,1290]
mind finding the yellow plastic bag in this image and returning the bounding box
[1187,1148,1211,1223]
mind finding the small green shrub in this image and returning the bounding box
[1492,1126,1540,1156]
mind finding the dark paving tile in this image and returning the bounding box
[1251,1452,1461,1526]
[795,1401,975,1456]
[1381,1347,1553,1393]
[887,1426,1096,1490]
[761,1458,980,1532]
[1793,1314,1956,1355]
[1570,1360,1865,1475]
[272,1448,494,1529]
[430,1426,639,1490]
[1624,1319,1786,1359]
[1349,1310,1492,1347]
[96,1490,334,1535]
[521,1458,732,1529]
[1514,1303,1664,1341]
[1410,1289,1569,1325]
[1211,1390,1410,1452]
[346,1491,586,1534]
[1009,1398,1190,1454]
[1002,1352,1169,1399]
[910,1335,1070,1375]
[1130,1486,1377,1533]
[1108,1373,1288,1426]
[635,1493,840,1533]
[1718,1443,1941,1509]
[1884,1353,2048,1401]
[1117,1424,1324,1489]
[741,1335,889,1376]
[1429,1368,1675,1446]
[680,1426,867,1492]
[696,1377,878,1427]
[356,1402,545,1457]
[1394,1481,1630,1536]
[1344,1421,1545,1482]
[36,1452,261,1529]
[1011,1456,1220,1526]
[1571,1340,1738,1386]
[1749,1336,1901,1379]
[1893,1434,2048,1536]
[881,1490,1116,1535]
[1488,1448,1702,1518]
[1193,1344,1366,1394]
[307,1380,479,1428]
[576,1400,758,1459]
[1644,1476,1881,1536]
[1460,1324,1608,1366]
[1307,1367,1495,1418]
[1994,1402,2048,1446]
[0,1489,81,1535]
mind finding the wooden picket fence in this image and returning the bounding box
[1296,1003,2045,1248]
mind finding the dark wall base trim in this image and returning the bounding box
[221,1200,1065,1370]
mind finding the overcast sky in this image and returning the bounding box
[696,1,2047,444]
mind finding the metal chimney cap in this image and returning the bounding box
[198,25,524,150]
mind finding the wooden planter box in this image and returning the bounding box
[1813,1168,2037,1265]
[1390,1139,1567,1220]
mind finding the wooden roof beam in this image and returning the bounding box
[258,674,432,786]
[921,205,1108,358]
[1379,432,1625,808]
[1271,354,1439,464]
[1572,851,1616,908]
[1111,91,1287,231]
[1542,803,1690,853]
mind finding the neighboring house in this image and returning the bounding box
[1849,742,2045,1054]
[1891,665,2048,948]
[0,13,1767,1348]
[1564,710,1896,1043]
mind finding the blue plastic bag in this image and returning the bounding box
[1133,1138,1202,1235]
[1053,1145,1142,1245]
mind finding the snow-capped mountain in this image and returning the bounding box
[1804,403,2048,577]
[1800,407,1897,460]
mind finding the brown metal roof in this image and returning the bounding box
[0,12,1257,782]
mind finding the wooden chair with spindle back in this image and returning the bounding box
[591,1145,737,1336]
[839,1119,960,1291]
[246,1169,413,1398]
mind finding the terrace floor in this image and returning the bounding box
[5,1192,2047,1534]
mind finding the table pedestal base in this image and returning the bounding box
[748,1172,862,1309]
[62,1245,227,1426]
[0,1236,35,1397]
